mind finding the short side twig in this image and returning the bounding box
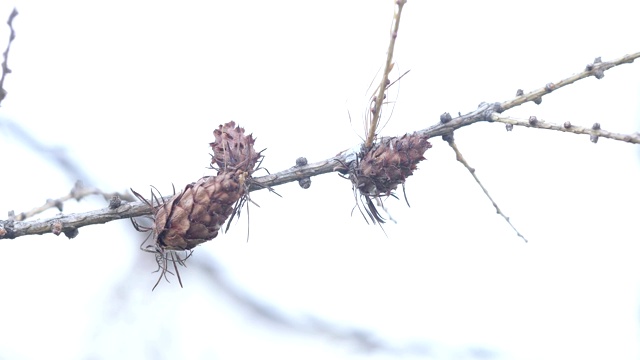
[10,181,135,221]
[492,114,640,144]
[443,134,528,243]
[500,53,639,112]
[416,52,640,144]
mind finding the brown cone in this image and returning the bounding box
[354,132,432,196]
[152,170,247,251]
[144,121,261,252]
[210,121,261,173]
[132,121,262,288]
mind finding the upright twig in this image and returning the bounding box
[365,0,406,149]
[0,7,17,106]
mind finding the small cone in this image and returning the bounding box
[210,121,261,173]
[152,171,247,251]
[354,132,432,196]
[345,132,432,224]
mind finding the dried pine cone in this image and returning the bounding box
[345,132,432,223]
[210,121,262,173]
[132,170,249,289]
[355,133,431,196]
[152,171,247,251]
[132,121,261,290]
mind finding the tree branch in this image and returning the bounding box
[1,52,638,240]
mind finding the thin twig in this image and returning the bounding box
[443,134,528,243]
[365,0,406,149]
[415,52,640,139]
[491,114,640,144]
[500,53,639,112]
[0,7,18,106]
[10,181,135,221]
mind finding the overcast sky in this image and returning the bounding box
[0,1,639,359]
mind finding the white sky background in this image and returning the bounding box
[0,1,639,359]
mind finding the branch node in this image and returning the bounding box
[585,58,605,79]
[563,121,572,129]
[440,112,452,124]
[298,177,311,189]
[295,157,311,189]
[109,195,122,209]
[545,82,555,92]
[492,102,503,114]
[591,122,601,130]
[295,157,308,167]
[533,97,542,105]
[528,116,538,125]
[70,180,84,199]
[516,89,524,96]
[48,198,64,212]
[63,227,79,239]
[590,134,599,143]
[51,220,63,236]
[505,123,513,132]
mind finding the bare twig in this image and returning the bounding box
[418,52,640,141]
[0,195,152,239]
[491,114,640,144]
[443,134,528,243]
[365,0,406,149]
[0,7,17,106]
[10,180,135,221]
[500,53,639,111]
[1,53,638,240]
